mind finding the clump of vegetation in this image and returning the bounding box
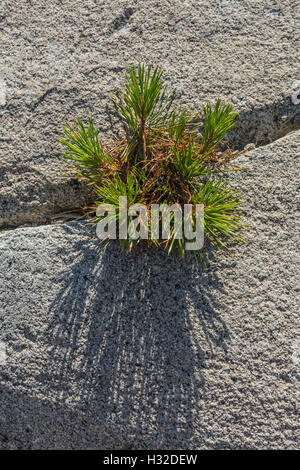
[60,64,246,264]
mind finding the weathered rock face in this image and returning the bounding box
[0,131,299,449]
[0,0,299,228]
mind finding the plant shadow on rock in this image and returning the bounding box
[46,224,231,448]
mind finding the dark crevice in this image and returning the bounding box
[107,7,135,35]
[226,95,300,149]
[29,87,57,114]
[0,96,299,233]
[24,86,79,126]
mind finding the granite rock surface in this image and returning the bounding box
[0,0,299,228]
[0,131,299,449]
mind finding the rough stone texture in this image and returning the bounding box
[0,131,299,449]
[0,0,299,228]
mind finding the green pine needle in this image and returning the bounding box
[59,64,247,265]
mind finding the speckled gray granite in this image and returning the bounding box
[0,131,299,449]
[0,0,299,228]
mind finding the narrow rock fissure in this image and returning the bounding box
[1,97,299,234]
